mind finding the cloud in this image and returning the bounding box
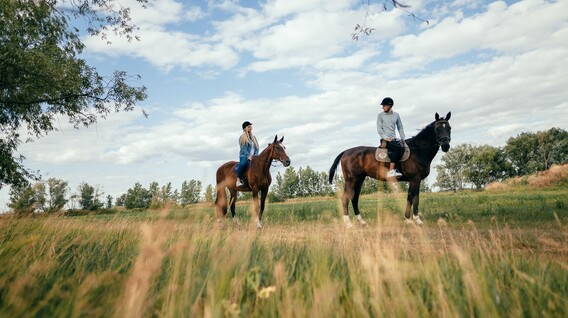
[391,0,568,61]
[186,5,207,22]
[118,0,185,26]
[83,0,406,73]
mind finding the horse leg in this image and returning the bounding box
[252,191,262,229]
[229,189,241,226]
[215,184,228,225]
[259,189,268,221]
[405,178,423,225]
[342,178,355,228]
[352,178,367,225]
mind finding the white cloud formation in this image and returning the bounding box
[186,5,207,22]
[392,0,568,61]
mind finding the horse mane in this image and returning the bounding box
[257,141,274,157]
[407,121,435,146]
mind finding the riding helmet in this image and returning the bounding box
[380,97,394,106]
[242,121,253,130]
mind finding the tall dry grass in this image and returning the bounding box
[0,188,567,317]
[487,163,568,190]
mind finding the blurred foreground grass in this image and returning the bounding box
[1,188,567,317]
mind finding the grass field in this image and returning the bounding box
[1,186,567,317]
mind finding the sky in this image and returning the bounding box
[2,0,568,211]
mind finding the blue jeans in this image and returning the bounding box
[236,157,249,179]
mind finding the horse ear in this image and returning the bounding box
[279,136,284,143]
[435,113,440,121]
[445,112,451,121]
[273,135,278,143]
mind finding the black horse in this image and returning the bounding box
[329,112,452,226]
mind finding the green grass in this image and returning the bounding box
[1,186,567,317]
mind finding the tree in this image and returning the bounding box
[434,144,471,191]
[204,184,214,203]
[466,145,512,189]
[0,0,148,189]
[148,181,161,208]
[106,195,113,209]
[8,178,69,214]
[317,172,335,196]
[33,182,47,212]
[543,128,568,167]
[172,189,180,205]
[297,166,321,197]
[504,128,567,176]
[180,180,202,206]
[77,182,103,210]
[8,185,37,216]
[124,182,152,209]
[148,181,160,198]
[45,178,68,213]
[536,128,567,170]
[361,177,379,195]
[160,182,173,203]
[273,167,300,199]
[504,132,541,176]
[115,193,126,207]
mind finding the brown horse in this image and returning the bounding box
[329,112,452,227]
[215,135,290,228]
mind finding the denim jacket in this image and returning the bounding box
[239,135,259,159]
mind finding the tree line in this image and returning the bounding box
[7,179,205,216]
[6,128,566,215]
[6,166,416,215]
[434,127,567,190]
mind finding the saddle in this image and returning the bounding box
[375,141,410,163]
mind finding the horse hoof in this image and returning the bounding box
[233,218,241,226]
[405,218,413,225]
[256,221,263,229]
[413,215,424,225]
[356,215,367,225]
[345,222,354,229]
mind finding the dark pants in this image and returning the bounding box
[381,139,403,163]
[236,157,249,179]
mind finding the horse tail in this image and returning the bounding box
[328,151,345,184]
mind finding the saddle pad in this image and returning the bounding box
[375,144,410,162]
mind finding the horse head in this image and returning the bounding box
[434,112,452,152]
[269,135,291,167]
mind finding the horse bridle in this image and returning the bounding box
[269,143,288,166]
[435,120,451,147]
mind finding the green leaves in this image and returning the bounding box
[505,128,568,176]
[435,128,567,190]
[0,0,147,188]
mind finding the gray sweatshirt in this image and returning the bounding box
[377,110,406,141]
